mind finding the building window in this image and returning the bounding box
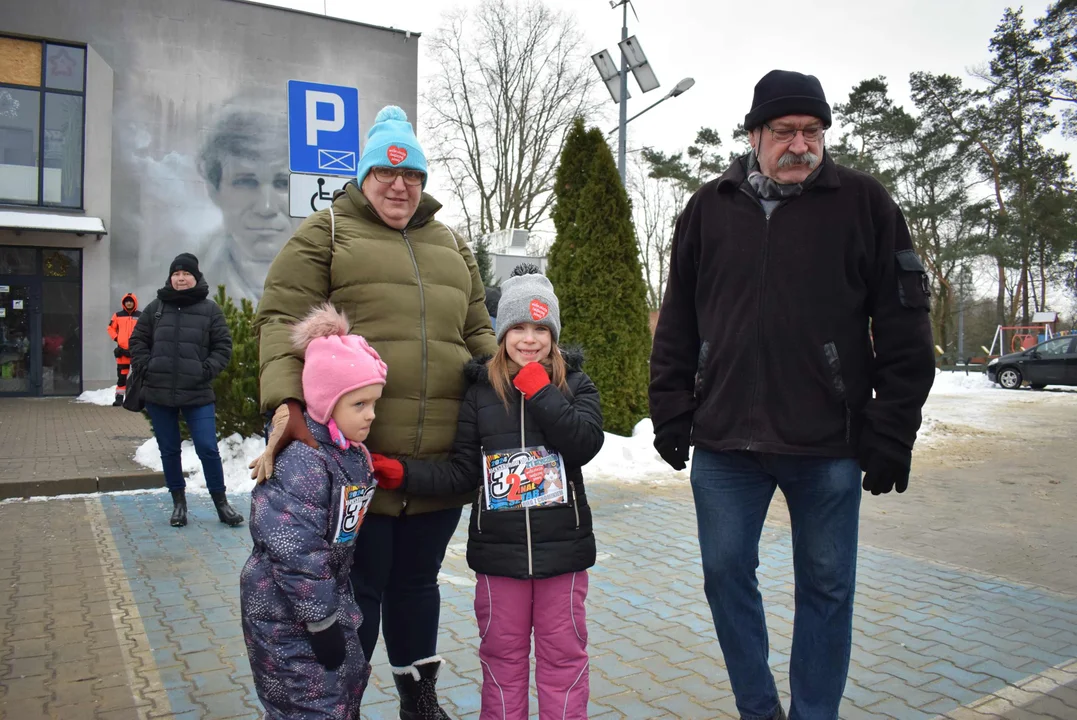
[0,36,86,209]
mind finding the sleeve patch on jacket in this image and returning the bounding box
[895,250,931,311]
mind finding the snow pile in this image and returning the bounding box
[135,433,265,495]
[930,369,997,394]
[76,386,119,406]
[584,418,690,485]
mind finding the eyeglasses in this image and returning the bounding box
[371,167,426,186]
[763,123,826,143]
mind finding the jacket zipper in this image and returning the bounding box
[476,445,484,534]
[170,306,181,406]
[740,186,780,451]
[401,229,428,458]
[520,394,533,576]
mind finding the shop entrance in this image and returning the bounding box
[0,246,82,396]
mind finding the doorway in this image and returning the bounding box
[0,246,82,396]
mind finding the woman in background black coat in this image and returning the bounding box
[129,253,243,529]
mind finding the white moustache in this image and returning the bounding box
[777,151,820,169]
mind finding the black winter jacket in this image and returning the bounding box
[128,279,233,408]
[403,349,604,579]
[649,154,935,459]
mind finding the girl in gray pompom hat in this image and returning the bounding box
[369,263,605,718]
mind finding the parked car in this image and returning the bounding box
[987,335,1077,390]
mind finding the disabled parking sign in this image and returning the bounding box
[288,80,360,176]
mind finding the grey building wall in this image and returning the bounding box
[4,0,419,389]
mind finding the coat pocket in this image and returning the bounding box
[693,340,711,399]
[822,342,852,445]
[895,250,931,311]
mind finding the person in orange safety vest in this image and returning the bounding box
[107,293,141,406]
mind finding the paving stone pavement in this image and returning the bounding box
[0,397,161,497]
[1,483,1076,719]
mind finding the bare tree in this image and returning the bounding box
[628,156,684,310]
[424,0,600,244]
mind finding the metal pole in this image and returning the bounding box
[617,1,628,185]
[609,95,670,135]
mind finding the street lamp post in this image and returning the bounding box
[607,77,696,136]
[592,1,694,184]
[617,0,629,188]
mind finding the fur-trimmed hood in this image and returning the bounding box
[463,346,585,385]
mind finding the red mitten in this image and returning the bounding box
[370,453,405,490]
[513,362,551,399]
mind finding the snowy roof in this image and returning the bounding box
[0,210,106,236]
[1031,311,1058,323]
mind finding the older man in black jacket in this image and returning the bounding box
[649,70,934,720]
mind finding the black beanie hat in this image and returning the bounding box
[744,70,832,130]
[169,253,202,282]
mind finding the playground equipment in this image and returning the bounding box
[986,312,1059,357]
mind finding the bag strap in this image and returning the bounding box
[328,206,336,298]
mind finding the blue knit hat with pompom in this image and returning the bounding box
[356,105,428,188]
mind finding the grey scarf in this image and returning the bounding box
[745,151,824,200]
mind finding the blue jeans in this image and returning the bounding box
[145,402,226,494]
[691,450,861,720]
[350,507,463,667]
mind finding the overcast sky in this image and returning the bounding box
[253,0,1073,229]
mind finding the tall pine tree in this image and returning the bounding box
[547,118,605,345]
[560,135,651,435]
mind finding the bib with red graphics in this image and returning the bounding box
[482,445,567,511]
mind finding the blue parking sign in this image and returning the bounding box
[288,80,360,176]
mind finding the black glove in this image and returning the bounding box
[653,413,693,471]
[859,425,912,495]
[308,621,347,670]
[114,346,124,358]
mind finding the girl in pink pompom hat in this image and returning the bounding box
[240,303,394,720]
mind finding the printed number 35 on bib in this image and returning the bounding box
[334,485,375,544]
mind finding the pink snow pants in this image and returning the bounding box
[474,571,589,720]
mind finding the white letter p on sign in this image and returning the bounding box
[305,91,345,146]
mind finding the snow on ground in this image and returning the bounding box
[76,386,118,406]
[127,369,1076,492]
[918,368,1077,447]
[134,434,266,495]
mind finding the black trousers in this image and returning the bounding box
[349,507,463,667]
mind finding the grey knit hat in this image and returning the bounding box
[495,264,561,344]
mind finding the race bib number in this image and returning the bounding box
[333,484,375,544]
[483,446,568,512]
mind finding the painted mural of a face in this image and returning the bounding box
[198,92,297,303]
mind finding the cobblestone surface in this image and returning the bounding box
[0,397,159,495]
[2,481,1077,719]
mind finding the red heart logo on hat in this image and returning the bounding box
[387,145,408,165]
[530,299,549,321]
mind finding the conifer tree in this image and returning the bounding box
[561,136,652,435]
[548,118,606,343]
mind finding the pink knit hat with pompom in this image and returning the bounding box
[292,304,388,424]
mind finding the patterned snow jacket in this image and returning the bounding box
[241,415,376,632]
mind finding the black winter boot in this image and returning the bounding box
[211,491,244,527]
[112,393,124,407]
[393,656,451,720]
[169,490,187,527]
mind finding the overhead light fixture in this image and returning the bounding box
[591,50,628,103]
[617,36,659,93]
[669,77,695,97]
